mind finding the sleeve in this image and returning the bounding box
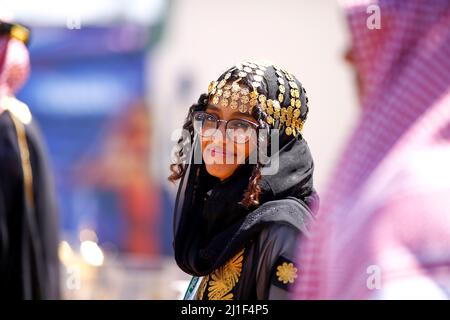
[26,121,61,299]
[0,188,6,269]
[255,223,301,300]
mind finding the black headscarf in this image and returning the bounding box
[173,133,318,276]
[173,61,319,276]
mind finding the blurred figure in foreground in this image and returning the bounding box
[294,0,450,299]
[0,20,59,299]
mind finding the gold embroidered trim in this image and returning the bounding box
[197,248,245,300]
[3,97,34,208]
[196,274,209,300]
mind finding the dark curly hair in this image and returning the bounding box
[168,93,208,183]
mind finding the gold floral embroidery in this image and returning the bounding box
[201,248,245,300]
[276,262,298,284]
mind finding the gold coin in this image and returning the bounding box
[221,98,229,107]
[296,99,301,108]
[208,81,216,93]
[252,81,261,88]
[223,90,231,98]
[216,88,223,97]
[279,85,286,93]
[249,98,258,107]
[285,127,292,135]
[250,91,258,99]
[232,83,241,92]
[258,95,267,103]
[224,72,231,80]
[238,71,247,78]
[212,95,220,105]
[241,87,250,95]
[255,69,265,76]
[243,66,252,73]
[239,104,248,113]
[218,79,226,89]
[241,95,250,104]
[278,93,284,103]
[273,100,281,110]
[260,101,267,111]
[266,115,274,124]
[253,75,263,82]
[230,101,238,109]
[293,109,300,118]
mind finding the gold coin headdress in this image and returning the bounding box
[207,60,309,137]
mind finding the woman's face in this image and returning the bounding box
[199,102,258,181]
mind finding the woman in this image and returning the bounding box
[170,60,318,300]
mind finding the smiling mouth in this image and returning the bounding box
[210,147,235,158]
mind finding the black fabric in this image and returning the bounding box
[0,111,60,299]
[173,131,318,277]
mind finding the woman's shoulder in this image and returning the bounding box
[248,197,314,237]
[248,220,301,298]
[255,223,299,255]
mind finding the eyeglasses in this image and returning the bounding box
[192,111,259,144]
[0,21,30,46]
